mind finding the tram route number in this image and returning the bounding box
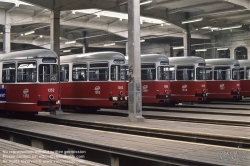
[48,88,55,93]
[118,86,123,90]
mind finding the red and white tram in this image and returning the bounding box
[205,59,241,100]
[0,49,59,113]
[168,57,207,103]
[238,60,250,98]
[139,54,171,105]
[60,52,127,110]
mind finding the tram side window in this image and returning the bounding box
[60,65,69,82]
[89,63,109,81]
[72,64,87,81]
[214,67,231,80]
[240,68,245,80]
[205,68,212,80]
[2,63,16,83]
[17,62,37,82]
[196,67,206,80]
[246,67,250,80]
[111,65,127,81]
[141,64,156,80]
[39,64,58,82]
[157,66,170,80]
[176,66,194,80]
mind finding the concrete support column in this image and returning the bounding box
[211,35,216,58]
[31,139,44,149]
[183,29,191,57]
[125,42,128,56]
[127,0,144,122]
[82,31,88,53]
[111,155,119,166]
[230,48,234,59]
[3,12,11,53]
[50,10,63,114]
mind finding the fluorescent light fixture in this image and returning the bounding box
[173,46,184,50]
[182,18,203,24]
[221,25,242,30]
[63,50,71,53]
[195,49,207,52]
[65,40,76,44]
[21,33,24,36]
[217,48,228,51]
[140,0,152,5]
[72,9,170,25]
[104,42,115,46]
[39,35,43,38]
[24,30,35,35]
[140,39,145,42]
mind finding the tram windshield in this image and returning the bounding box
[17,62,37,82]
[141,64,156,80]
[111,65,127,81]
[157,66,170,80]
[232,68,240,80]
[39,64,58,82]
[89,62,109,81]
[176,66,194,80]
[240,68,245,80]
[205,67,212,80]
[196,67,206,80]
[2,63,16,83]
[214,66,231,80]
[246,67,250,80]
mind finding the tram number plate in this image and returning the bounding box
[48,88,55,93]
[118,86,123,90]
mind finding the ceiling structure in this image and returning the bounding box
[0,0,250,54]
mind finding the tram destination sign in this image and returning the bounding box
[0,88,6,102]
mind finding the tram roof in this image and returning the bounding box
[0,49,57,61]
[238,60,250,67]
[140,54,169,63]
[61,51,125,63]
[205,58,239,66]
[168,56,205,65]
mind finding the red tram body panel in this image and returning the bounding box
[168,57,207,103]
[60,52,127,109]
[205,59,241,100]
[239,60,250,98]
[140,54,171,105]
[0,49,59,113]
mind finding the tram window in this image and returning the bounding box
[17,62,37,82]
[232,69,240,80]
[111,65,127,81]
[240,68,245,80]
[39,64,58,82]
[196,67,206,80]
[176,66,194,80]
[89,62,109,81]
[72,64,87,81]
[2,63,16,83]
[214,67,231,80]
[205,68,212,80]
[60,65,69,82]
[157,66,170,80]
[246,67,250,80]
[141,64,156,80]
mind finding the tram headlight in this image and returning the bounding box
[48,94,54,101]
[202,89,206,93]
[119,91,123,96]
[164,90,168,94]
[237,87,241,92]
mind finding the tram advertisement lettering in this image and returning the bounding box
[23,89,29,98]
[0,89,6,102]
